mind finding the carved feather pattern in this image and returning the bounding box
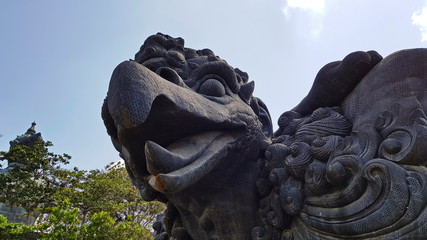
[255,101,427,240]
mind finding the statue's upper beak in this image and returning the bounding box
[103,61,256,197]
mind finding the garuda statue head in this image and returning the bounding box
[102,33,274,239]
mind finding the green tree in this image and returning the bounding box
[84,210,152,240]
[34,199,153,240]
[0,214,36,240]
[0,140,164,239]
[36,199,81,240]
[0,141,71,224]
[52,162,165,230]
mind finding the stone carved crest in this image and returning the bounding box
[102,33,427,239]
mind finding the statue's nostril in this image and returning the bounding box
[156,67,183,86]
[165,50,185,67]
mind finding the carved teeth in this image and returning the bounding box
[145,141,194,175]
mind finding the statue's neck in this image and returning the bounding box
[168,161,262,240]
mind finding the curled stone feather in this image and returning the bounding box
[265,143,291,169]
[280,118,310,136]
[279,177,305,216]
[326,155,362,186]
[269,168,288,186]
[273,135,294,146]
[311,135,343,162]
[267,192,287,228]
[305,161,328,196]
[278,111,302,130]
[285,142,313,180]
[295,108,352,143]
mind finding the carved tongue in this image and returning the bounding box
[167,131,229,156]
[146,131,236,193]
[145,131,225,175]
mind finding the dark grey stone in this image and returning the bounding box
[102,33,427,239]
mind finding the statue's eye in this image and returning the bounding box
[198,79,226,97]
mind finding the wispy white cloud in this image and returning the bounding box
[412,2,427,42]
[282,0,327,38]
[311,25,324,37]
[287,0,325,12]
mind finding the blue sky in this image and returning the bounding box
[1,0,426,170]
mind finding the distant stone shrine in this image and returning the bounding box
[0,122,43,225]
[102,33,427,239]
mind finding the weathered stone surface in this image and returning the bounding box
[102,33,427,239]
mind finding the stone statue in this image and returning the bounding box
[9,122,43,149]
[102,33,427,239]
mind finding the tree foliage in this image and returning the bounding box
[0,215,36,240]
[0,141,165,239]
[55,163,162,224]
[0,141,71,224]
[0,200,154,240]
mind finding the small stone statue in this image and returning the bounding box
[9,122,43,149]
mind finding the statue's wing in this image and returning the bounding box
[255,49,427,240]
[291,50,382,116]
